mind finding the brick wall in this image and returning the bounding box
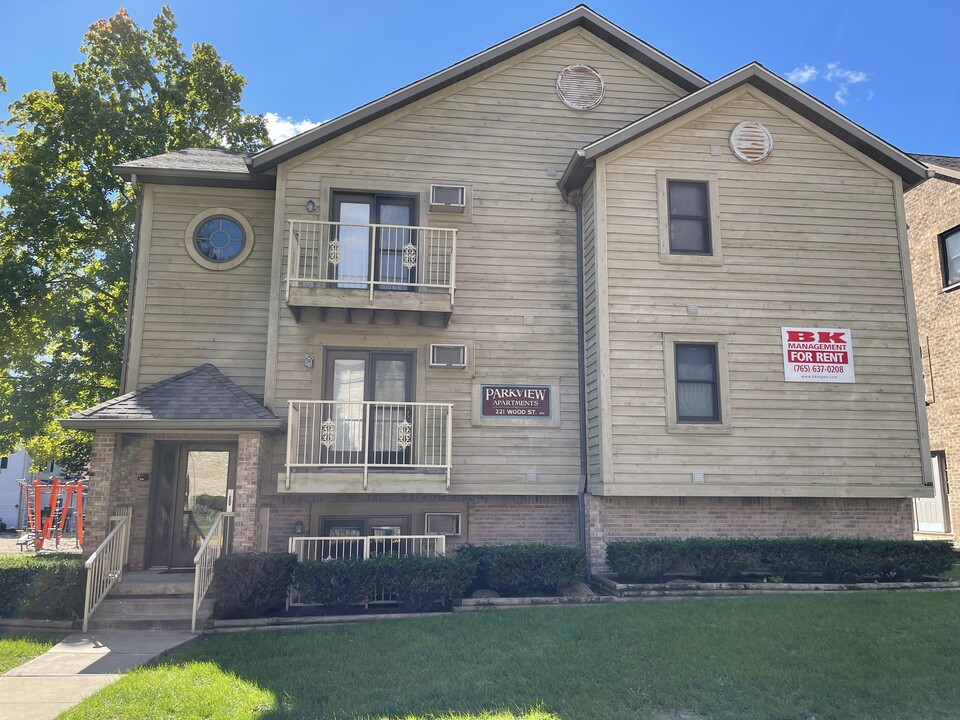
[233,432,265,552]
[905,173,960,546]
[585,495,914,572]
[466,496,579,546]
[83,432,118,556]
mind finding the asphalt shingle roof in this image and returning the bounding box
[912,154,960,173]
[63,364,281,429]
[115,148,252,174]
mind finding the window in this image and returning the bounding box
[675,343,720,422]
[664,335,731,433]
[657,171,722,265]
[321,350,415,465]
[0,456,7,470]
[331,192,417,290]
[668,181,711,254]
[184,208,255,271]
[940,226,960,288]
[194,216,246,263]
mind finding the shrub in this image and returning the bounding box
[604,538,956,584]
[211,553,298,619]
[292,558,377,613]
[479,544,586,596]
[0,554,85,620]
[377,555,475,612]
[606,540,685,583]
[684,538,757,582]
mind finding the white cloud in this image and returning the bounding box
[824,63,868,85]
[786,64,818,85]
[783,62,872,106]
[263,113,321,144]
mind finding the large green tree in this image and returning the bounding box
[0,7,269,471]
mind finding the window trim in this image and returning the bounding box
[657,171,722,266]
[663,334,732,433]
[184,207,255,271]
[938,225,960,290]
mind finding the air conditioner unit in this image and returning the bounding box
[430,184,466,212]
[430,344,467,368]
[425,512,461,536]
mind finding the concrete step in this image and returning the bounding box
[112,571,195,597]
[95,596,211,617]
[88,598,214,632]
[86,614,199,632]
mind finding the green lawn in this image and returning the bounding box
[0,633,59,673]
[61,592,960,720]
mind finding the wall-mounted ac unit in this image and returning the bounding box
[425,512,462,536]
[430,344,467,368]
[430,184,466,212]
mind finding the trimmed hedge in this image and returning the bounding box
[0,554,85,620]
[211,552,298,619]
[293,555,475,613]
[606,538,956,583]
[458,544,586,596]
[292,558,378,613]
[377,555,475,612]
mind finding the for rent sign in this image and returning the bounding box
[480,385,551,417]
[781,327,855,383]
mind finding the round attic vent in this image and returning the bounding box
[556,64,605,110]
[729,121,773,163]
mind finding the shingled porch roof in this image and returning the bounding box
[60,364,284,432]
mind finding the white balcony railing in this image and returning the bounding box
[287,534,446,608]
[286,220,457,304]
[285,400,453,490]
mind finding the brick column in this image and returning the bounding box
[83,431,120,557]
[233,432,264,553]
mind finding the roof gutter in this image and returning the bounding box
[59,418,286,433]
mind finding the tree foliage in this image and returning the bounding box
[0,7,269,470]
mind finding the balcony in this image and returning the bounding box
[282,400,453,493]
[285,220,457,320]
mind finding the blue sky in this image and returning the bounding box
[1,0,958,157]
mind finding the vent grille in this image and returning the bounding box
[729,121,773,163]
[556,64,605,110]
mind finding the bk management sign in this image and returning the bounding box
[781,327,855,383]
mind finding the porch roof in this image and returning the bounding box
[60,364,284,432]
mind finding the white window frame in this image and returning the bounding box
[657,171,722,267]
[430,344,468,368]
[663,333,732,434]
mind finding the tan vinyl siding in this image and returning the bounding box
[597,87,923,497]
[270,29,684,495]
[136,185,274,399]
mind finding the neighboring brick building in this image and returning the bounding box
[905,155,960,546]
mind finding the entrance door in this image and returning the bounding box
[331,192,417,290]
[914,452,951,534]
[149,442,237,568]
[322,350,414,467]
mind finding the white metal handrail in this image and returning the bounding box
[82,507,132,633]
[287,534,446,608]
[191,512,233,633]
[285,400,454,490]
[285,220,457,304]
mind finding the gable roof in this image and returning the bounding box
[60,364,284,432]
[559,63,930,191]
[114,149,275,189]
[248,5,707,172]
[912,154,960,182]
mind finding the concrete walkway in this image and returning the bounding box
[2,630,196,720]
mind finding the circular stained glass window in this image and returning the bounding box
[194,216,246,263]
